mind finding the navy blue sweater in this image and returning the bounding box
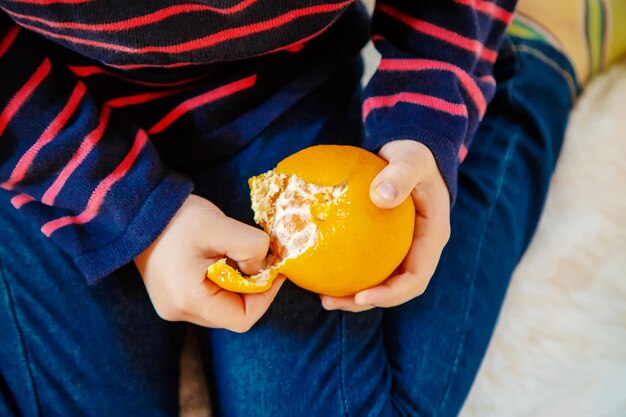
[0,0,516,282]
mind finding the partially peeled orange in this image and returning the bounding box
[207,145,415,297]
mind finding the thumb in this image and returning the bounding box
[370,142,421,209]
[211,216,270,275]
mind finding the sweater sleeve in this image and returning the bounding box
[364,0,517,201]
[0,15,193,283]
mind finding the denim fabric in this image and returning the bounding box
[0,36,577,417]
[0,197,185,416]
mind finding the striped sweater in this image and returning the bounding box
[0,0,516,283]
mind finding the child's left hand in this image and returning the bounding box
[320,140,451,312]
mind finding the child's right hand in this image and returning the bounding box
[134,194,285,333]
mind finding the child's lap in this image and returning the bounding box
[0,35,575,416]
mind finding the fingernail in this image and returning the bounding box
[354,293,369,306]
[375,182,397,201]
[321,298,335,310]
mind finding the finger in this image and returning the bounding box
[207,216,270,275]
[370,140,425,209]
[337,305,375,313]
[239,275,286,326]
[354,228,445,307]
[320,295,375,312]
[355,187,449,308]
[190,276,286,332]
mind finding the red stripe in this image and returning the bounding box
[2,82,87,191]
[378,58,487,117]
[41,129,149,237]
[105,88,188,108]
[40,88,185,205]
[0,25,20,60]
[15,1,353,56]
[453,0,514,24]
[5,1,259,32]
[459,144,469,162]
[42,107,110,205]
[263,19,335,55]
[10,193,34,209]
[149,74,256,135]
[285,43,305,53]
[363,92,467,120]
[479,75,496,85]
[67,64,207,87]
[0,58,51,136]
[376,3,498,63]
[66,65,111,77]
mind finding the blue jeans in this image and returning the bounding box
[0,36,577,417]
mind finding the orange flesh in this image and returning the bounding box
[206,171,346,293]
[252,172,346,260]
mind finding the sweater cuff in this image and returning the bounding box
[364,126,460,203]
[74,172,194,284]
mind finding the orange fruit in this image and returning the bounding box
[206,145,415,297]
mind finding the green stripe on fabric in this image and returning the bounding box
[508,19,549,43]
[586,0,606,75]
[607,0,626,64]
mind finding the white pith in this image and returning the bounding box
[249,171,347,282]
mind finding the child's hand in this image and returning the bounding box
[321,140,451,312]
[135,195,285,332]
